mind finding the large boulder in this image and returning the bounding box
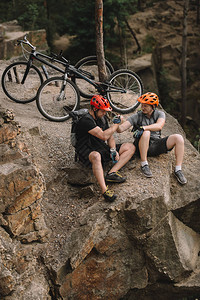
[0,20,48,60]
[39,110,200,300]
[0,104,200,299]
[0,109,51,298]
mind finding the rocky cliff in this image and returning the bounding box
[0,103,200,299]
[0,110,51,297]
[0,1,200,298]
[115,0,200,139]
[0,20,48,60]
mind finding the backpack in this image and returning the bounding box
[70,108,89,147]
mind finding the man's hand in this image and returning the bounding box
[133,126,144,139]
[110,148,119,163]
[112,115,121,124]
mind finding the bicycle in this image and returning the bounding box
[1,34,144,121]
[1,34,114,104]
[36,53,144,122]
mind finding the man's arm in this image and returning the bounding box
[117,120,132,133]
[107,134,116,148]
[143,118,165,132]
[88,124,119,141]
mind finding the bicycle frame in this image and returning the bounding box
[21,50,66,84]
[18,36,126,96]
[31,51,126,96]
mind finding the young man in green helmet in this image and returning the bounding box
[75,95,135,202]
[117,92,187,185]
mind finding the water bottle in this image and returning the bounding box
[110,148,117,163]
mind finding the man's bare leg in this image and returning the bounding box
[166,134,184,166]
[89,151,107,193]
[166,134,187,184]
[138,130,150,162]
[109,143,135,173]
[138,131,152,177]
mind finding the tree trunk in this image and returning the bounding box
[44,0,50,20]
[117,20,124,67]
[181,0,189,127]
[197,0,200,24]
[95,0,107,82]
[137,0,141,10]
[124,18,141,54]
[12,0,16,18]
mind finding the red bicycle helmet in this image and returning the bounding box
[137,92,159,107]
[90,95,112,111]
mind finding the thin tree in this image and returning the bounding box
[197,0,200,24]
[124,18,141,54]
[95,0,107,82]
[180,0,189,127]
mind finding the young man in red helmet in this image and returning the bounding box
[117,92,187,185]
[75,95,135,202]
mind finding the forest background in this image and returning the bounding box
[0,0,199,150]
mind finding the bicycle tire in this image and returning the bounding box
[74,55,114,99]
[106,69,144,114]
[36,76,80,122]
[1,61,43,103]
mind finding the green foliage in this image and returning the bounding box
[0,0,47,30]
[142,34,157,53]
[157,68,176,112]
[158,68,200,151]
[62,1,96,58]
[0,0,13,22]
[0,0,138,63]
[18,4,39,30]
[186,125,200,152]
[17,0,48,31]
[63,0,138,59]
[0,0,139,60]
[104,0,138,49]
[194,133,200,152]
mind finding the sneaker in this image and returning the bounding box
[103,189,117,202]
[105,171,126,183]
[141,164,153,178]
[174,170,187,185]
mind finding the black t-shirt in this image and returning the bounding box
[76,113,109,150]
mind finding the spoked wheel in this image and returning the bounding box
[36,76,80,122]
[106,69,144,114]
[74,55,114,98]
[1,62,43,103]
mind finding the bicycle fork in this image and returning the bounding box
[21,61,32,84]
[56,74,68,101]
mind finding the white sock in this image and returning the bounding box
[141,161,148,167]
[175,166,181,172]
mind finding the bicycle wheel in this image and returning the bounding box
[1,62,43,103]
[106,69,144,114]
[74,55,114,99]
[36,76,80,122]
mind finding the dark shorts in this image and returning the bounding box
[76,142,121,168]
[134,136,172,157]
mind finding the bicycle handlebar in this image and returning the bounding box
[17,34,36,50]
[16,35,69,66]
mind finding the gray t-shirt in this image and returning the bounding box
[127,109,165,140]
